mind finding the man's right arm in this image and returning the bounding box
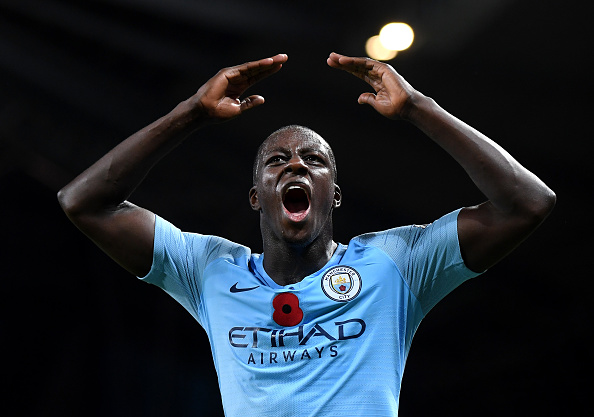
[57,54,288,277]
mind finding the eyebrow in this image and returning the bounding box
[263,145,328,157]
[299,146,326,154]
[263,146,290,155]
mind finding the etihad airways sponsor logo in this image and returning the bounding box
[228,318,366,365]
[244,346,338,365]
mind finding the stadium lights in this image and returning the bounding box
[366,22,414,61]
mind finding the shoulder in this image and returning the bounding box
[155,215,252,263]
[349,209,462,261]
[351,221,439,254]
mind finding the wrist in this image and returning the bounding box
[400,91,433,123]
[144,97,208,144]
[183,94,210,125]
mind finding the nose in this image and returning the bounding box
[284,156,308,175]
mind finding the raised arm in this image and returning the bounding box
[58,54,288,277]
[327,52,555,272]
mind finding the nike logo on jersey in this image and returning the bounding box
[230,283,260,293]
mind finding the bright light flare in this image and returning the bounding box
[379,22,414,51]
[365,35,398,61]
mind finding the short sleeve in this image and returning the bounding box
[355,209,482,315]
[139,215,249,324]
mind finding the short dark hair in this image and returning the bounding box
[252,125,337,185]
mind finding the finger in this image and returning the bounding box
[270,53,289,65]
[327,52,381,87]
[239,95,265,113]
[240,54,288,75]
[327,52,375,72]
[225,65,281,93]
[357,92,376,106]
[358,92,390,117]
[230,54,288,85]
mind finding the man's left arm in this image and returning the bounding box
[327,52,556,273]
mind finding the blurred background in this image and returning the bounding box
[1,0,591,415]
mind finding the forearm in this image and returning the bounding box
[327,52,555,271]
[58,96,203,216]
[404,93,556,216]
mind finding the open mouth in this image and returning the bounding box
[283,186,310,221]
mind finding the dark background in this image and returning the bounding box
[2,0,591,416]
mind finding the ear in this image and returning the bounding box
[333,184,342,208]
[249,186,261,211]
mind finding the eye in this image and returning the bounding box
[266,155,285,165]
[303,154,324,165]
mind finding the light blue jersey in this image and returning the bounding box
[140,209,481,416]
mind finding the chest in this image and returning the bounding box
[201,248,412,345]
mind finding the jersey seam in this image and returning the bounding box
[352,238,423,312]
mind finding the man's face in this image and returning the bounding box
[249,128,341,246]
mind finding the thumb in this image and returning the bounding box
[239,95,265,113]
[358,92,377,107]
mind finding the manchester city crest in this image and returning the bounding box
[321,266,362,302]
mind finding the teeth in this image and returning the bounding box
[286,185,304,194]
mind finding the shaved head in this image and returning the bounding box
[252,125,337,185]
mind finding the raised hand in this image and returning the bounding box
[57,54,286,277]
[327,52,416,120]
[194,54,288,123]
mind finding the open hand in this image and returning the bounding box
[194,54,288,123]
[327,52,416,119]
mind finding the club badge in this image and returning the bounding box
[321,265,362,302]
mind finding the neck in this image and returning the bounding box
[261,231,337,286]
